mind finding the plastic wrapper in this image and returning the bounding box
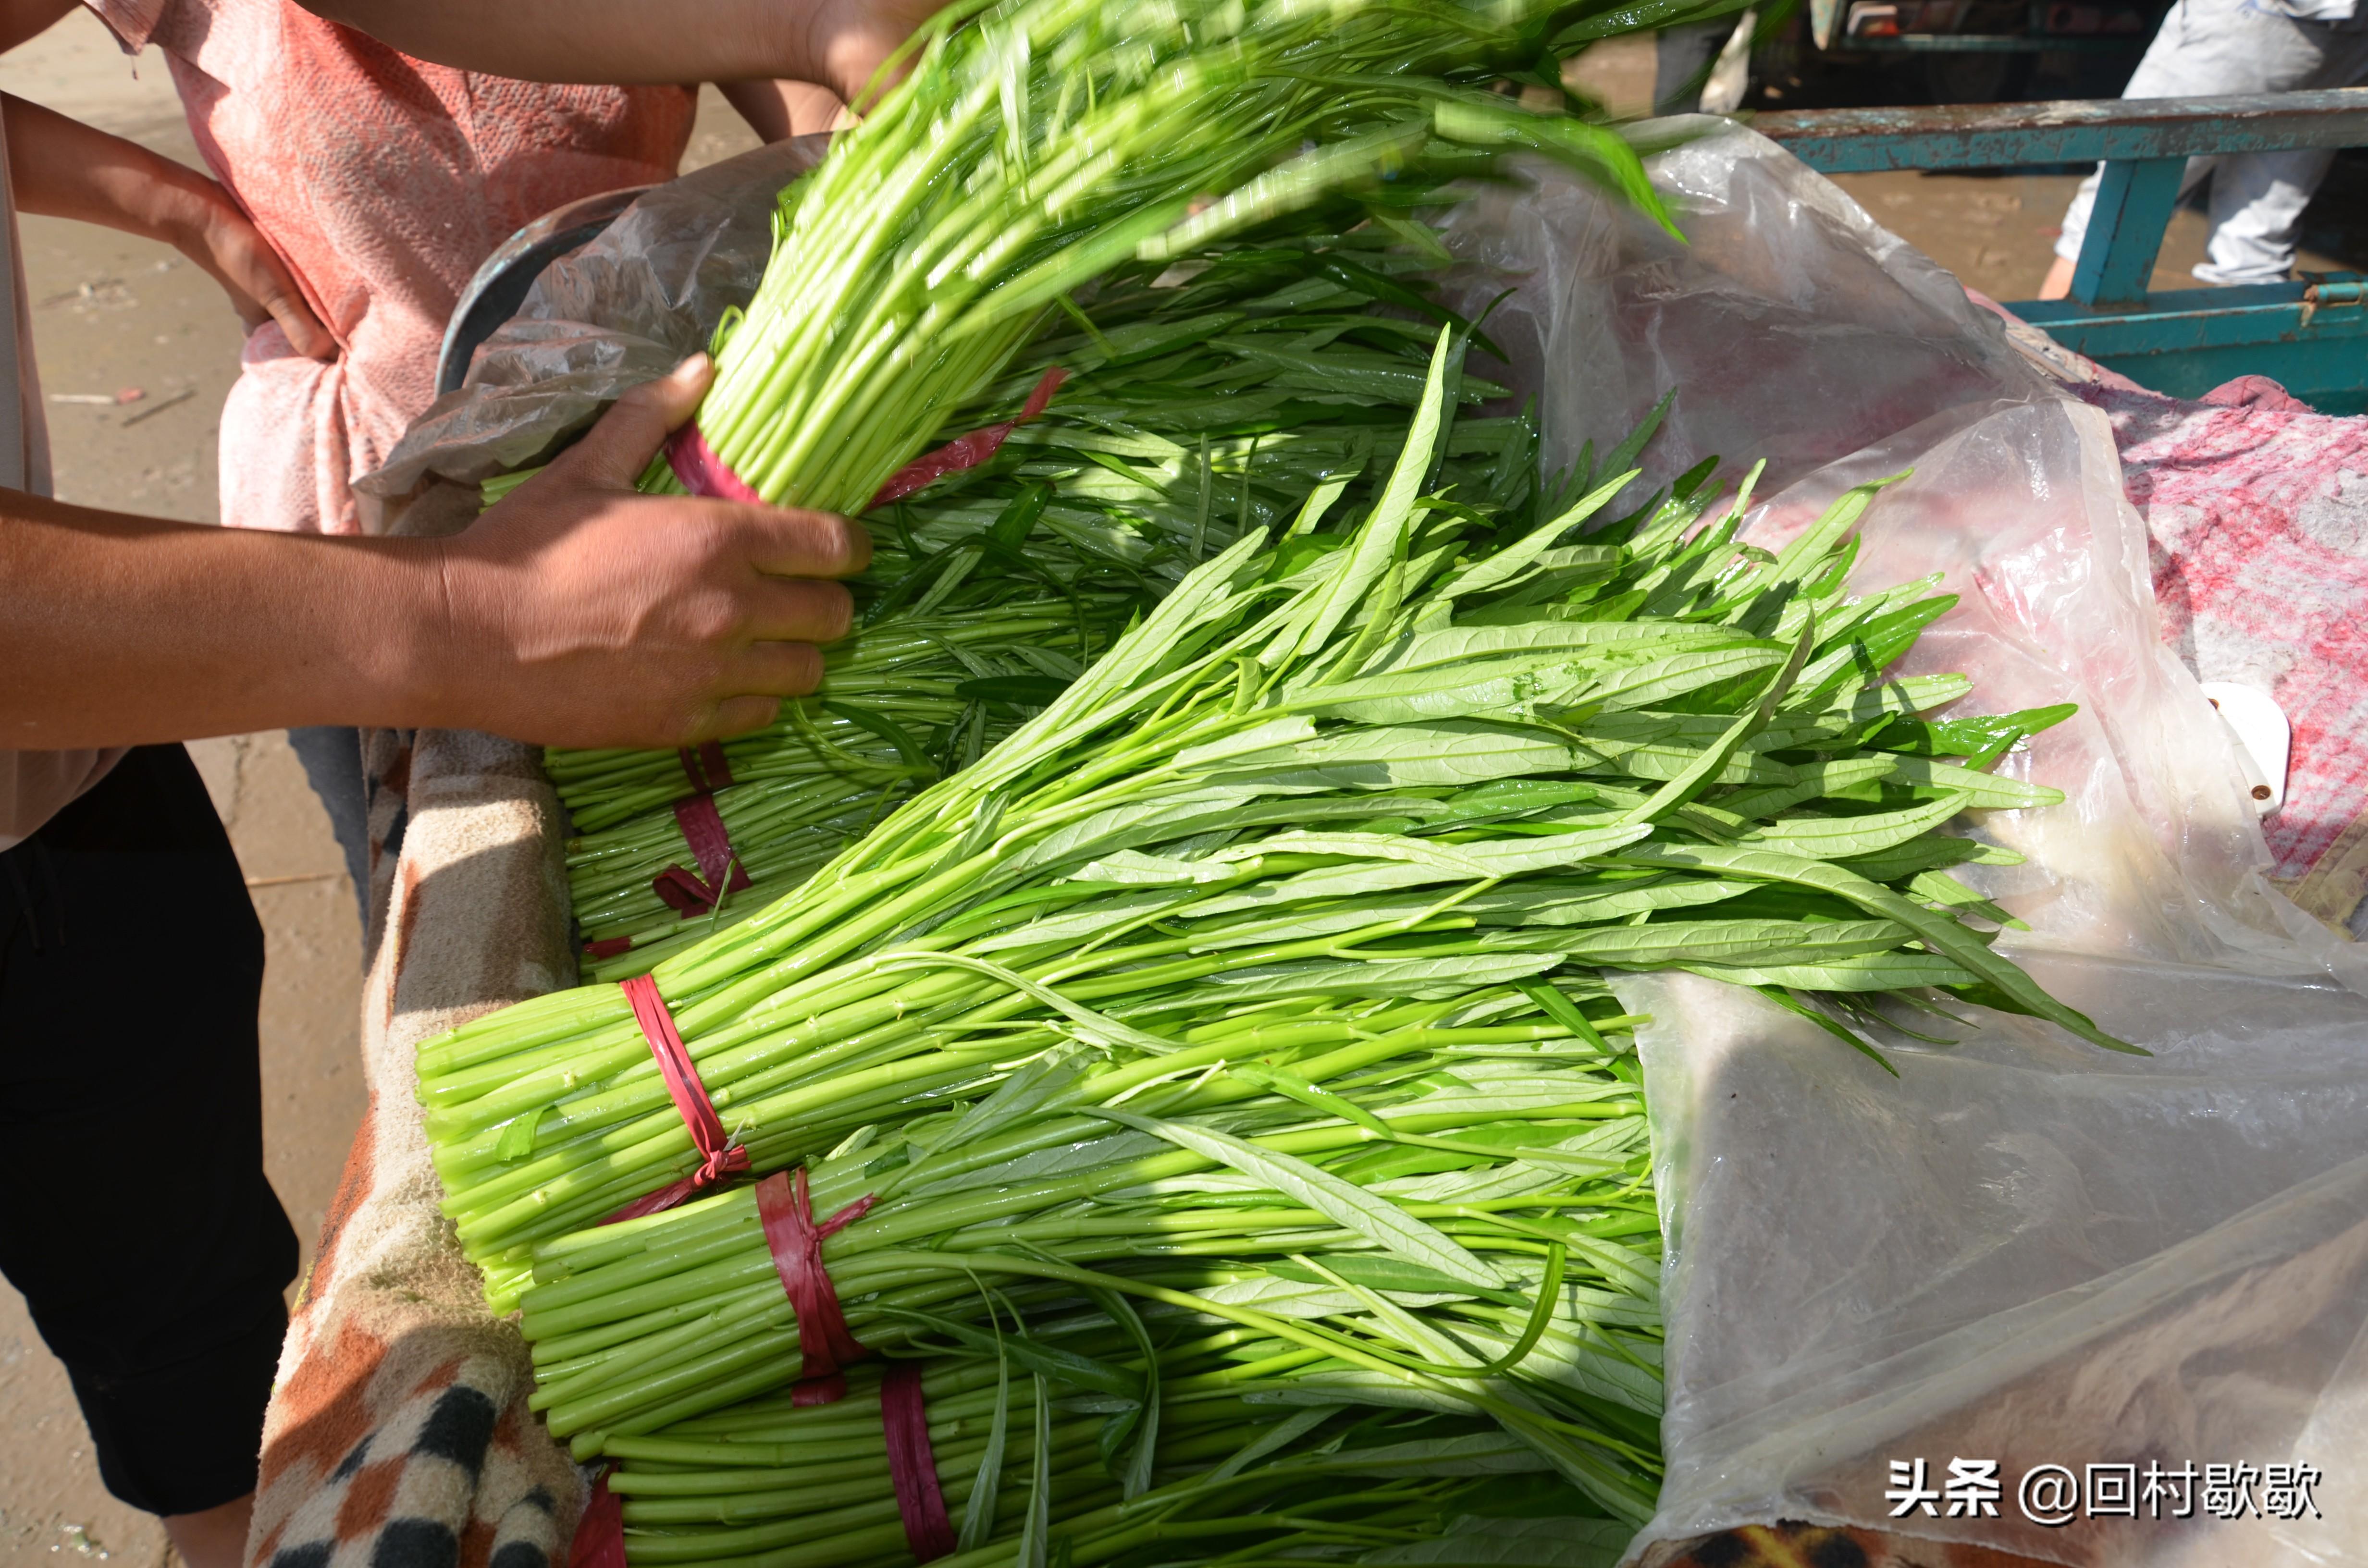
[1433,125,2368,1565]
[360,115,2368,1567]
[358,136,826,497]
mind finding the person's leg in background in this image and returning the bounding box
[286,723,370,932]
[0,747,298,1568]
[2188,143,2340,283]
[2040,0,2349,297]
[2193,18,2368,283]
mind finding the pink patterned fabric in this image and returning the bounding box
[85,0,695,534]
[2074,374,2368,928]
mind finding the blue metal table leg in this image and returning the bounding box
[2070,156,2186,306]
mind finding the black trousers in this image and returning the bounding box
[0,746,297,1516]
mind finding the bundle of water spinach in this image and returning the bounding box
[546,0,1769,979]
[421,339,2113,1332]
[592,1265,1652,1568]
[552,227,1537,979]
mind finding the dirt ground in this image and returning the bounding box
[0,13,2357,1565]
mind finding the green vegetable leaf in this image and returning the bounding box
[1287,327,1454,668]
[1741,792,1972,859]
[1090,1106,1505,1288]
[1616,841,2137,1051]
[873,1306,1139,1399]
[957,1315,1012,1551]
[956,675,1073,706]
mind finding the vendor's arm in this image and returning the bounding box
[718,79,851,140]
[0,358,866,750]
[2,94,335,358]
[0,0,71,51]
[297,0,934,111]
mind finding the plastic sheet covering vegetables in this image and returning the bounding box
[552,226,1539,979]
[1441,128,2368,1567]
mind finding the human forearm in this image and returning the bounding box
[297,0,808,84]
[2,359,866,751]
[3,93,225,250]
[3,94,336,357]
[0,495,451,748]
[296,0,928,108]
[717,79,851,142]
[0,0,75,54]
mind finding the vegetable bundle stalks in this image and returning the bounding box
[635,0,1681,517]
[424,343,2109,1320]
[600,1311,1637,1568]
[524,977,1662,1520]
[556,228,1536,978]
[559,600,1119,975]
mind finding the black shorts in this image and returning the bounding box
[0,745,298,1517]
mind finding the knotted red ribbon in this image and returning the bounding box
[756,1167,876,1404]
[883,1361,958,1562]
[653,793,752,917]
[678,741,735,794]
[663,367,1068,510]
[601,973,749,1224]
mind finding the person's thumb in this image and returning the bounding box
[557,355,716,490]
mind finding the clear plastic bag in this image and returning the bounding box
[1434,124,2368,1566]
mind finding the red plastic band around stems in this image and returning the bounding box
[568,1467,626,1568]
[756,1167,876,1401]
[662,368,1069,510]
[678,741,735,794]
[872,367,1068,506]
[883,1361,959,1562]
[600,973,750,1223]
[653,794,751,917]
[665,422,765,503]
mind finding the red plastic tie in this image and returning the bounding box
[871,367,1068,506]
[601,973,749,1223]
[665,422,765,503]
[883,1361,958,1561]
[666,367,1066,512]
[568,1467,626,1568]
[678,741,736,793]
[653,794,752,917]
[584,936,634,961]
[755,1167,876,1398]
[792,1373,849,1407]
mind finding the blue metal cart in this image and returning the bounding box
[1758,88,2368,412]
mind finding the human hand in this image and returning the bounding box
[424,355,868,749]
[800,0,945,111]
[176,197,338,361]
[718,78,855,141]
